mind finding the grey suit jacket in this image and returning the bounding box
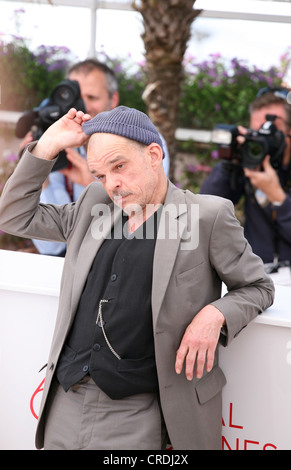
[0,146,274,450]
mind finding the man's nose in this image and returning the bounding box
[105,174,121,192]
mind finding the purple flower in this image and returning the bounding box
[114,64,122,74]
[209,53,221,59]
[208,69,217,78]
[187,164,198,173]
[4,152,18,163]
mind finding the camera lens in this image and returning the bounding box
[55,86,74,104]
[50,80,80,109]
[242,138,265,168]
[247,141,263,161]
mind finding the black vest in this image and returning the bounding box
[56,212,160,399]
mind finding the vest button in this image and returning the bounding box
[83,365,89,372]
[93,343,101,352]
[111,273,117,281]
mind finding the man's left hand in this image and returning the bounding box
[175,305,225,380]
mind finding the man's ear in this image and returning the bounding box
[148,143,163,169]
[110,91,119,110]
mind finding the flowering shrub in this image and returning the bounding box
[0,149,18,193]
[178,145,217,194]
[179,52,283,129]
[96,48,147,112]
[0,149,36,250]
[0,39,75,111]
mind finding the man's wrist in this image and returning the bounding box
[30,140,59,161]
[272,200,285,207]
[269,190,286,206]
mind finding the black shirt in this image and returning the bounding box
[56,211,160,399]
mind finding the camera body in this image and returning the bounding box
[15,79,86,171]
[211,114,286,170]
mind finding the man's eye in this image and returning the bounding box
[97,175,105,181]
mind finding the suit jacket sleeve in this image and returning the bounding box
[0,144,93,243]
[205,196,274,346]
[0,146,72,242]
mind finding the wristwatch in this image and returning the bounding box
[272,200,284,207]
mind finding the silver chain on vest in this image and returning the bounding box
[96,299,121,360]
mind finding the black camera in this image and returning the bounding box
[211,114,286,170]
[15,79,86,171]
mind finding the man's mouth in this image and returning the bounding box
[113,192,132,205]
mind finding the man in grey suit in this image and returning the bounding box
[0,106,274,450]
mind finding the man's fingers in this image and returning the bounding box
[65,108,91,124]
[185,349,198,381]
[175,344,188,375]
[176,345,209,380]
[175,306,225,381]
[194,348,207,379]
[177,346,215,381]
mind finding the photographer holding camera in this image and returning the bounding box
[200,88,291,278]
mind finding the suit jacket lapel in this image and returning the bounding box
[152,183,187,328]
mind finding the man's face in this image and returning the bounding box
[250,103,291,165]
[87,133,161,215]
[69,69,118,117]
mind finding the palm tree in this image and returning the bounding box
[133,0,201,179]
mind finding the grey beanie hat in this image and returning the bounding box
[82,106,164,156]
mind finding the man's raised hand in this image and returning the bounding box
[31,108,91,161]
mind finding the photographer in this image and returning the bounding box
[200,88,291,275]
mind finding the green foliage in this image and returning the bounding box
[179,53,283,129]
[0,35,287,128]
[0,148,36,251]
[96,49,147,113]
[178,142,217,193]
[0,39,74,111]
